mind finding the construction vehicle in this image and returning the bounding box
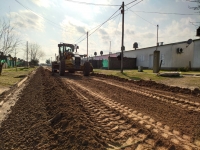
[51,43,93,76]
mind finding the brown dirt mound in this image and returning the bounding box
[92,73,200,97]
[0,67,106,150]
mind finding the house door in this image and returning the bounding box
[149,54,153,69]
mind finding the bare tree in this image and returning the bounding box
[187,0,200,13]
[0,19,21,55]
[29,43,45,64]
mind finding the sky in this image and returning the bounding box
[0,0,199,63]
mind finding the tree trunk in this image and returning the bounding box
[0,63,3,75]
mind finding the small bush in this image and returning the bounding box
[178,67,189,72]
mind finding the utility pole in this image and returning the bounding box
[109,41,111,55]
[27,41,28,68]
[31,47,32,61]
[87,32,88,61]
[108,41,111,70]
[121,1,125,73]
[156,25,159,51]
[15,48,17,71]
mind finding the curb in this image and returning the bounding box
[0,76,29,108]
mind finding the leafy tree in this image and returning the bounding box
[30,59,39,66]
[46,59,50,64]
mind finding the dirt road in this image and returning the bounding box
[0,67,199,150]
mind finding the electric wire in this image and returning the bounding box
[111,14,121,53]
[129,10,156,26]
[190,22,200,23]
[74,32,87,43]
[129,10,199,15]
[76,13,121,44]
[65,0,139,7]
[125,0,138,6]
[76,8,121,44]
[65,0,121,6]
[126,0,144,11]
[190,22,199,27]
[114,13,122,34]
[74,13,121,44]
[75,0,143,44]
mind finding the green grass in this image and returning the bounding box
[94,69,169,81]
[0,67,36,87]
[93,69,200,89]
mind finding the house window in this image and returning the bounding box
[140,55,144,62]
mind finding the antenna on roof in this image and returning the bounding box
[133,42,138,50]
[186,39,193,47]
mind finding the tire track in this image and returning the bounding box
[64,79,199,150]
[66,82,165,149]
[93,78,200,112]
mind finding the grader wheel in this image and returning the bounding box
[69,70,75,73]
[83,61,90,76]
[59,60,65,76]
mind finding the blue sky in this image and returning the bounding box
[0,0,199,63]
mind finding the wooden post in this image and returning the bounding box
[121,1,124,73]
[87,32,88,61]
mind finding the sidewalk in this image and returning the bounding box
[0,87,9,95]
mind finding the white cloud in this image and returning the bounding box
[60,15,89,43]
[158,17,197,44]
[9,10,44,31]
[31,0,55,7]
[153,15,169,23]
[175,0,187,2]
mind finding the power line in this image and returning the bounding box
[126,0,144,11]
[125,0,138,6]
[190,22,200,23]
[190,22,199,27]
[75,0,143,44]
[75,13,121,44]
[74,32,87,43]
[65,0,121,6]
[129,10,199,15]
[76,13,120,44]
[111,13,121,53]
[129,10,156,26]
[76,8,121,44]
[114,14,122,34]
[65,0,139,7]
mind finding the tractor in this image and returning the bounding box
[51,43,93,76]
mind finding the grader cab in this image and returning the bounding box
[52,43,93,76]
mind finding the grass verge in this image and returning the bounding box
[93,69,200,89]
[0,67,36,87]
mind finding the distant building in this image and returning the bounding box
[92,53,117,60]
[123,39,200,70]
[92,39,200,71]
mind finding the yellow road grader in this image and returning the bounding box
[52,43,93,76]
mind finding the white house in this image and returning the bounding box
[123,39,200,70]
[91,39,200,70]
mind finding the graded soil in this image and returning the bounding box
[0,67,199,150]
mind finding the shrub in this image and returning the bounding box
[178,66,189,72]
